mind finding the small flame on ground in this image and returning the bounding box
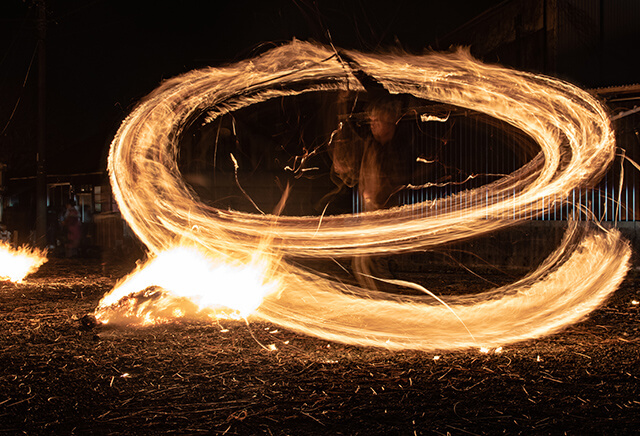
[0,242,47,283]
[95,246,280,325]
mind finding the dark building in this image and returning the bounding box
[433,0,640,224]
[437,0,639,89]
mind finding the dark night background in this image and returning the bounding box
[2,0,639,205]
[1,0,639,240]
[1,3,640,435]
[0,0,504,177]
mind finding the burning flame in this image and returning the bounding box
[0,242,47,283]
[96,41,630,350]
[95,246,280,325]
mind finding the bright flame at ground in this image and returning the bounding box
[96,41,630,351]
[0,242,47,283]
[95,246,280,325]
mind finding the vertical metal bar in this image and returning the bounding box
[634,177,636,221]
[605,178,608,221]
[611,172,614,222]
[579,187,582,221]
[626,179,629,221]
[598,181,602,221]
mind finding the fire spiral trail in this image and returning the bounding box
[96,41,630,351]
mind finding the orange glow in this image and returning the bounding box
[95,41,630,351]
[0,242,47,283]
[95,246,280,325]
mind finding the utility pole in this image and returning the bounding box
[35,0,47,248]
[544,0,557,77]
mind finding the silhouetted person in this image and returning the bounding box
[329,98,412,289]
[63,200,81,258]
[329,98,410,211]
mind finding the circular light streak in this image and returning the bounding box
[101,41,629,351]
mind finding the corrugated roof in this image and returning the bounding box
[590,83,640,96]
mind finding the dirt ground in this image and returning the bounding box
[1,257,639,435]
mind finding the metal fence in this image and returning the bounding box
[352,109,639,222]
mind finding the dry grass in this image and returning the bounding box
[1,258,639,435]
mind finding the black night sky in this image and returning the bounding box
[1,0,504,176]
[2,5,640,435]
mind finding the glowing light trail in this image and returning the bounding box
[96,41,630,351]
